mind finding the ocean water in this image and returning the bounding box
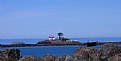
[70,37,121,42]
[0,37,121,44]
[0,39,44,45]
[1,46,81,57]
[1,45,101,57]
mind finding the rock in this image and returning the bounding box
[55,54,67,61]
[108,53,121,61]
[55,54,77,61]
[97,44,121,61]
[0,51,6,61]
[42,54,56,61]
[73,44,121,61]
[101,43,121,56]
[73,48,98,61]
[0,49,20,61]
[18,56,43,61]
[64,55,77,61]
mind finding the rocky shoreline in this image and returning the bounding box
[0,43,121,61]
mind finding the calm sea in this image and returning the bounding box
[0,37,121,44]
[1,45,101,57]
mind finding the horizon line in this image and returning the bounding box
[1,37,121,39]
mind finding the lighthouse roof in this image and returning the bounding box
[49,35,54,38]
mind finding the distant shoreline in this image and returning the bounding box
[1,45,82,50]
[1,42,121,48]
[0,44,82,48]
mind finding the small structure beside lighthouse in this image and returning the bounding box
[48,35,55,41]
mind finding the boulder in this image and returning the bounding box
[97,44,121,61]
[108,53,121,61]
[55,54,67,61]
[64,55,77,61]
[73,48,98,61]
[73,44,121,61]
[42,54,56,61]
[18,56,43,61]
[101,43,121,56]
[0,49,20,61]
[55,54,77,61]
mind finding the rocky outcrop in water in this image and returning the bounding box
[73,44,121,61]
[0,49,20,61]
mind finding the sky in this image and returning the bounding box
[0,0,121,39]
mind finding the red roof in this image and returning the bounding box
[49,36,54,38]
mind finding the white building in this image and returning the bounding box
[48,35,55,41]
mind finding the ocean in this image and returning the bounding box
[0,37,121,44]
[1,45,101,57]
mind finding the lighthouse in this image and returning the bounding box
[58,32,63,40]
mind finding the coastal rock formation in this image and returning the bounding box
[73,48,98,61]
[42,54,56,61]
[55,54,77,61]
[73,44,121,61]
[101,43,121,56]
[97,44,121,61]
[18,54,76,61]
[18,56,44,61]
[55,54,67,61]
[0,49,20,61]
[108,53,121,61]
[18,54,56,61]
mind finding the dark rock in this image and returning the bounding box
[108,53,121,61]
[55,54,67,61]
[73,48,98,61]
[18,56,43,61]
[0,49,20,61]
[97,44,121,61]
[64,55,77,61]
[73,43,121,61]
[42,54,56,61]
[101,43,121,56]
[55,54,77,61]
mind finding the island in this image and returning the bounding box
[0,32,82,48]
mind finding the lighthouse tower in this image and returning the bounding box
[58,32,63,40]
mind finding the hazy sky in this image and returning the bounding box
[0,0,121,39]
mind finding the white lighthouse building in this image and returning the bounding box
[48,35,55,41]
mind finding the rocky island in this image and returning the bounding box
[2,33,116,48]
[0,33,82,48]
